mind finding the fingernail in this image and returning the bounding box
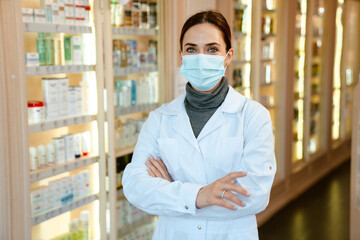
[246,193,251,197]
[233,206,237,210]
[243,171,247,176]
[241,203,246,207]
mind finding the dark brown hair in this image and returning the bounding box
[180,10,232,52]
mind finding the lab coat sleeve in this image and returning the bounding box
[195,105,276,219]
[122,111,204,217]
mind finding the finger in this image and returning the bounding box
[223,191,246,207]
[212,198,237,210]
[157,159,172,180]
[157,158,169,171]
[149,157,168,179]
[147,168,156,177]
[146,160,162,177]
[221,183,250,197]
[223,171,247,182]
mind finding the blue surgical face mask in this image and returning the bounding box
[180,52,229,91]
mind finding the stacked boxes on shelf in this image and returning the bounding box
[111,0,157,29]
[115,117,145,150]
[31,170,91,217]
[25,34,90,67]
[120,222,156,240]
[22,0,90,25]
[50,211,90,240]
[116,198,149,229]
[114,74,158,110]
[27,76,93,124]
[29,131,91,171]
[113,39,157,69]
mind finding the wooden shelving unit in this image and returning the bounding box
[0,0,107,239]
[350,79,360,239]
[105,1,165,239]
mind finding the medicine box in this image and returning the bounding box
[22,8,34,23]
[42,78,60,120]
[63,134,74,161]
[64,0,75,25]
[59,78,69,118]
[52,137,66,164]
[34,9,46,23]
[25,52,40,67]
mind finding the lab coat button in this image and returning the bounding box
[198,225,202,230]
[185,205,189,210]
[269,165,272,170]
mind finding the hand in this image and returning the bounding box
[145,156,173,182]
[196,172,250,210]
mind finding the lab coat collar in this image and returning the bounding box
[158,86,247,149]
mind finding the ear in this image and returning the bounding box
[225,48,234,67]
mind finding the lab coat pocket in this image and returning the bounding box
[215,137,244,175]
[157,138,179,180]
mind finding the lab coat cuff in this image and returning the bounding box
[180,183,204,215]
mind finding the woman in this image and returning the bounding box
[122,10,276,240]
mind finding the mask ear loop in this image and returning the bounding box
[224,50,231,71]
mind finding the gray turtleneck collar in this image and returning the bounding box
[184,77,229,138]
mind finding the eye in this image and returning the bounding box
[208,47,219,53]
[186,48,196,53]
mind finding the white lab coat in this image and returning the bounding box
[122,86,276,240]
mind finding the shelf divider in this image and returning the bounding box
[112,27,157,36]
[30,156,98,183]
[23,22,92,33]
[29,115,96,134]
[113,66,158,77]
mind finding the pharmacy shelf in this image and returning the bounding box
[118,215,156,238]
[113,66,158,76]
[112,27,157,36]
[115,146,135,158]
[117,188,125,200]
[232,60,251,65]
[30,156,98,183]
[23,22,92,33]
[26,65,95,76]
[262,9,277,14]
[234,2,248,9]
[313,36,323,42]
[29,115,96,134]
[234,31,247,38]
[31,194,97,226]
[267,105,277,110]
[262,58,275,63]
[260,82,275,88]
[262,33,277,39]
[115,103,158,117]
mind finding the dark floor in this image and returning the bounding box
[258,160,350,240]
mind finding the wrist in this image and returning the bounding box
[195,187,204,209]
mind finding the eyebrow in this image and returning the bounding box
[184,42,220,47]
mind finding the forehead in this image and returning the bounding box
[182,23,225,45]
